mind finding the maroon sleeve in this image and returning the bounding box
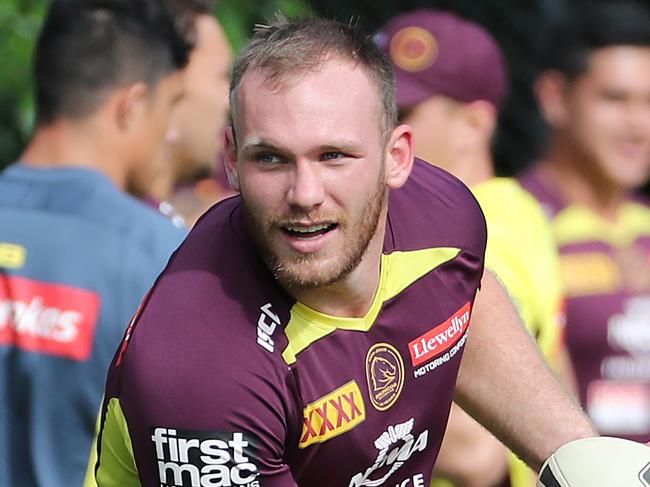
[98,198,303,486]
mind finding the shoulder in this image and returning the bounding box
[628,192,650,210]
[473,178,562,335]
[82,190,185,276]
[387,159,486,257]
[473,178,551,233]
[96,189,186,248]
[115,195,295,376]
[103,219,301,475]
[0,165,185,263]
[517,165,564,218]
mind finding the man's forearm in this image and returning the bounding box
[454,271,597,471]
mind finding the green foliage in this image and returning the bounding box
[215,0,310,53]
[0,0,45,168]
[0,0,309,170]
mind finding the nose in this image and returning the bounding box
[165,121,179,145]
[286,160,325,211]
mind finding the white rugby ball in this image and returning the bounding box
[537,437,650,487]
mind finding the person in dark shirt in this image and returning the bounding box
[89,16,598,487]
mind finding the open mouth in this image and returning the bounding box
[282,223,338,239]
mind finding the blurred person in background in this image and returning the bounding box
[376,10,566,487]
[0,0,190,485]
[151,0,235,227]
[519,0,650,445]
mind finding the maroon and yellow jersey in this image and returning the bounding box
[521,167,650,442]
[89,160,487,487]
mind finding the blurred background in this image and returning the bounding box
[1,0,648,176]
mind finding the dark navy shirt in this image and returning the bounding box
[0,164,185,486]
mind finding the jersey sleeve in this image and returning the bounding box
[388,160,487,266]
[88,247,303,487]
[90,396,302,487]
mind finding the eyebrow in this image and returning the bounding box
[239,138,285,154]
[240,138,364,155]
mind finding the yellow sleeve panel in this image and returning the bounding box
[86,397,140,487]
[430,478,455,487]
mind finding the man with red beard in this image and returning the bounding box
[88,16,602,487]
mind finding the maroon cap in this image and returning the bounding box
[375,10,508,110]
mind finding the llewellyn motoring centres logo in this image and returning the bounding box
[365,343,405,411]
[408,302,471,378]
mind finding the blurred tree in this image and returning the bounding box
[0,0,45,169]
[216,0,310,53]
[0,0,308,171]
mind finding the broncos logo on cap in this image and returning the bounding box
[389,26,438,72]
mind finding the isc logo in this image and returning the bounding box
[256,303,280,353]
[151,428,260,487]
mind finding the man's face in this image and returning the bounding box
[129,72,185,197]
[166,15,232,182]
[560,46,650,189]
[228,59,389,290]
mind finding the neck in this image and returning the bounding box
[540,140,626,221]
[451,148,494,187]
[416,146,493,188]
[20,118,128,190]
[288,207,387,318]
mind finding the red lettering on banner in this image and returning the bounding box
[0,275,100,361]
[330,396,350,427]
[343,391,363,419]
[301,410,318,444]
[408,302,471,367]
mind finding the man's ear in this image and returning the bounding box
[115,82,149,132]
[535,70,569,129]
[224,126,240,190]
[384,124,415,190]
[461,100,498,147]
[466,100,497,136]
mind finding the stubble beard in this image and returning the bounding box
[242,167,387,291]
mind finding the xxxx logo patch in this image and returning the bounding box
[300,380,366,448]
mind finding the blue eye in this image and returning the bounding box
[322,152,345,161]
[257,153,283,165]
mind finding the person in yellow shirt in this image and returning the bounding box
[376,10,566,487]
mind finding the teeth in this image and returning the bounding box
[286,224,330,233]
